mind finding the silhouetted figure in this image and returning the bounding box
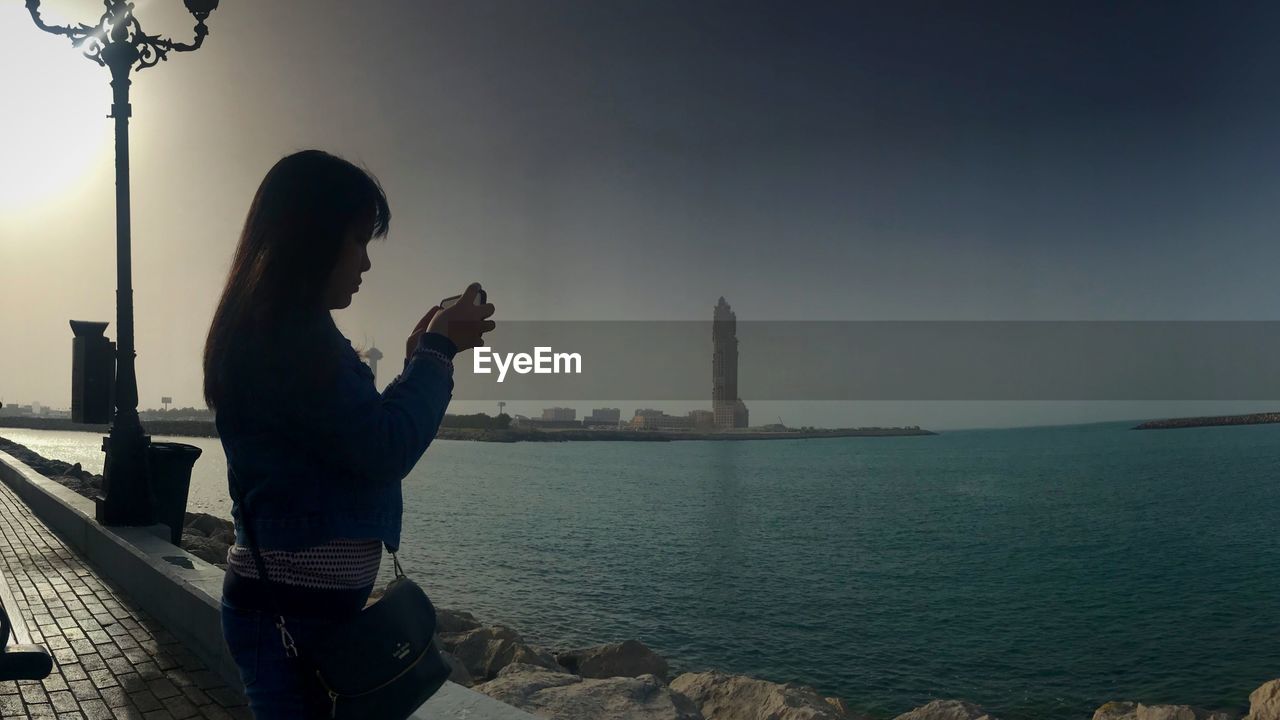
[202,150,494,718]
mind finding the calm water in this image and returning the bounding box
[2,422,1278,719]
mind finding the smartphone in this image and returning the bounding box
[440,288,487,309]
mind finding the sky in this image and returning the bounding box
[2,1,1279,430]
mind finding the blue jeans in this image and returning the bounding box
[221,599,340,719]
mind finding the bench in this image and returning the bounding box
[0,568,53,681]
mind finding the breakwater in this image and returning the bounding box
[0,416,936,442]
[1133,412,1280,430]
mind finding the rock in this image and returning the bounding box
[670,670,855,720]
[67,462,96,482]
[445,625,564,681]
[49,474,97,496]
[1248,680,1280,720]
[211,530,236,545]
[440,650,474,687]
[437,608,484,635]
[555,639,670,682]
[1095,703,1140,720]
[180,530,230,566]
[826,697,853,716]
[476,663,703,720]
[1090,703,1232,720]
[1138,706,1232,720]
[186,512,233,538]
[892,700,995,720]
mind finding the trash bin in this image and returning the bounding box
[146,442,202,545]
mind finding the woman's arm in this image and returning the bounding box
[300,330,458,487]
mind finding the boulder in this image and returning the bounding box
[1095,703,1140,720]
[437,608,484,635]
[440,650,474,687]
[1248,680,1280,720]
[1138,706,1232,720]
[67,462,96,482]
[180,530,230,566]
[476,663,703,720]
[1090,703,1232,720]
[556,639,670,682]
[893,700,995,720]
[670,670,855,720]
[444,625,563,681]
[187,512,233,538]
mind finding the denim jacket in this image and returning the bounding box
[215,313,456,552]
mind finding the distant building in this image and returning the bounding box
[139,407,215,421]
[0,404,32,417]
[514,416,582,429]
[712,297,749,428]
[688,409,715,429]
[630,412,693,431]
[70,319,114,424]
[363,345,384,384]
[512,407,583,429]
[634,408,665,419]
[587,408,621,423]
[541,407,577,422]
[583,407,622,429]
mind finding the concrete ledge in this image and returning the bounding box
[0,450,535,719]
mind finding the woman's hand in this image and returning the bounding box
[406,306,442,360]
[419,282,496,354]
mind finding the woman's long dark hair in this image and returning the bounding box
[203,150,390,411]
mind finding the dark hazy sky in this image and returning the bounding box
[3,1,1279,428]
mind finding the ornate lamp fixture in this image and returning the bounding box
[26,0,220,525]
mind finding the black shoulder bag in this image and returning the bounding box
[227,462,453,719]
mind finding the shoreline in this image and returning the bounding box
[0,416,937,442]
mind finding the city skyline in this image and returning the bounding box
[5,2,1280,429]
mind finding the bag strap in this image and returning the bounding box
[226,461,301,658]
[225,461,408,658]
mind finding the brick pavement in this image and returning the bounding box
[0,478,250,720]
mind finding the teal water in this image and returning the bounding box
[3,422,1277,719]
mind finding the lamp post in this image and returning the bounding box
[27,0,219,525]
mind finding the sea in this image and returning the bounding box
[1,421,1277,720]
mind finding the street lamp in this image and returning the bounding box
[27,0,219,525]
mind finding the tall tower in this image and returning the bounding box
[364,343,384,384]
[712,297,749,429]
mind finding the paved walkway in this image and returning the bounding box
[0,478,249,720]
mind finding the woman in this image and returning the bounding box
[202,149,494,717]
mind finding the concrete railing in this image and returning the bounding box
[0,450,536,720]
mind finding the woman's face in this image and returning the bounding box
[325,221,373,310]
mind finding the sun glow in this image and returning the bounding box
[0,6,114,216]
